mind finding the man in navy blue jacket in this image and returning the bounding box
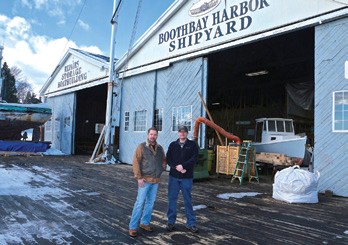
[166,125,199,233]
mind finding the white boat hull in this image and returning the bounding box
[252,137,307,158]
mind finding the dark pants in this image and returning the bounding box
[167,175,196,227]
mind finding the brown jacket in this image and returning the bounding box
[132,140,167,184]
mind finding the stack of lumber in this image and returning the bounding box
[256,152,302,166]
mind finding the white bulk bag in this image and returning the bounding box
[272,165,320,203]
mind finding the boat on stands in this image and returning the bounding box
[0,101,52,140]
[251,118,307,158]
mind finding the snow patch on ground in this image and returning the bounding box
[217,192,262,199]
[193,205,207,211]
[85,192,100,196]
[0,165,68,199]
[43,148,66,155]
[344,230,348,235]
[0,165,95,244]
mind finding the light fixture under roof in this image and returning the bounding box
[211,102,220,106]
[245,70,269,77]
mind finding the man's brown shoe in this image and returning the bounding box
[129,229,137,237]
[139,224,154,231]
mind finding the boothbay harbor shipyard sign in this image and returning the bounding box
[159,0,270,52]
[119,0,348,73]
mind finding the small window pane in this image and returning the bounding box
[333,91,348,132]
[172,106,192,131]
[285,121,293,132]
[154,108,163,131]
[276,121,285,132]
[335,104,344,111]
[335,111,343,121]
[124,111,130,131]
[134,110,147,132]
[268,120,276,132]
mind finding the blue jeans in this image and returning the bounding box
[129,182,159,230]
[167,176,196,227]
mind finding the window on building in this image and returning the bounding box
[333,91,348,132]
[154,108,163,131]
[124,111,130,131]
[172,106,192,131]
[134,110,147,132]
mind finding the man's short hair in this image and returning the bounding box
[148,127,158,134]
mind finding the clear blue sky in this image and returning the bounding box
[0,0,175,93]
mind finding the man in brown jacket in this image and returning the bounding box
[129,127,166,237]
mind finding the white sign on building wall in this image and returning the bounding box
[43,53,108,96]
[120,0,348,72]
[345,61,348,79]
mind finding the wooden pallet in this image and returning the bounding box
[0,151,44,157]
[256,152,303,166]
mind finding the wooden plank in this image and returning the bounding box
[198,91,224,146]
[0,151,43,157]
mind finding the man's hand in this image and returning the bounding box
[176,164,183,172]
[176,164,186,174]
[138,178,145,188]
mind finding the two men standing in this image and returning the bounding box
[128,126,199,237]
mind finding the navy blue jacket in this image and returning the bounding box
[166,139,198,179]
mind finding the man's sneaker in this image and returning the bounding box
[166,223,175,232]
[129,229,137,237]
[186,225,199,233]
[139,224,154,232]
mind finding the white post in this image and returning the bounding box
[0,45,4,101]
[104,0,117,161]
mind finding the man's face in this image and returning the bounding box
[178,130,188,140]
[148,130,158,143]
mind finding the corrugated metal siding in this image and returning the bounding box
[119,72,156,164]
[119,57,207,164]
[314,17,348,197]
[45,93,75,154]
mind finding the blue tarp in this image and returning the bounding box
[0,141,51,153]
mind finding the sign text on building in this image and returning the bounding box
[158,0,270,52]
[58,60,88,88]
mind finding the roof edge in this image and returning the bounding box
[115,0,187,72]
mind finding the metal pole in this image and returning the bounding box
[104,0,117,160]
[0,45,4,101]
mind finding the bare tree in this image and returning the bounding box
[11,66,26,82]
[10,66,34,103]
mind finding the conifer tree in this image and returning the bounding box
[1,62,18,103]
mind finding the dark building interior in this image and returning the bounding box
[207,27,314,142]
[75,83,107,154]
